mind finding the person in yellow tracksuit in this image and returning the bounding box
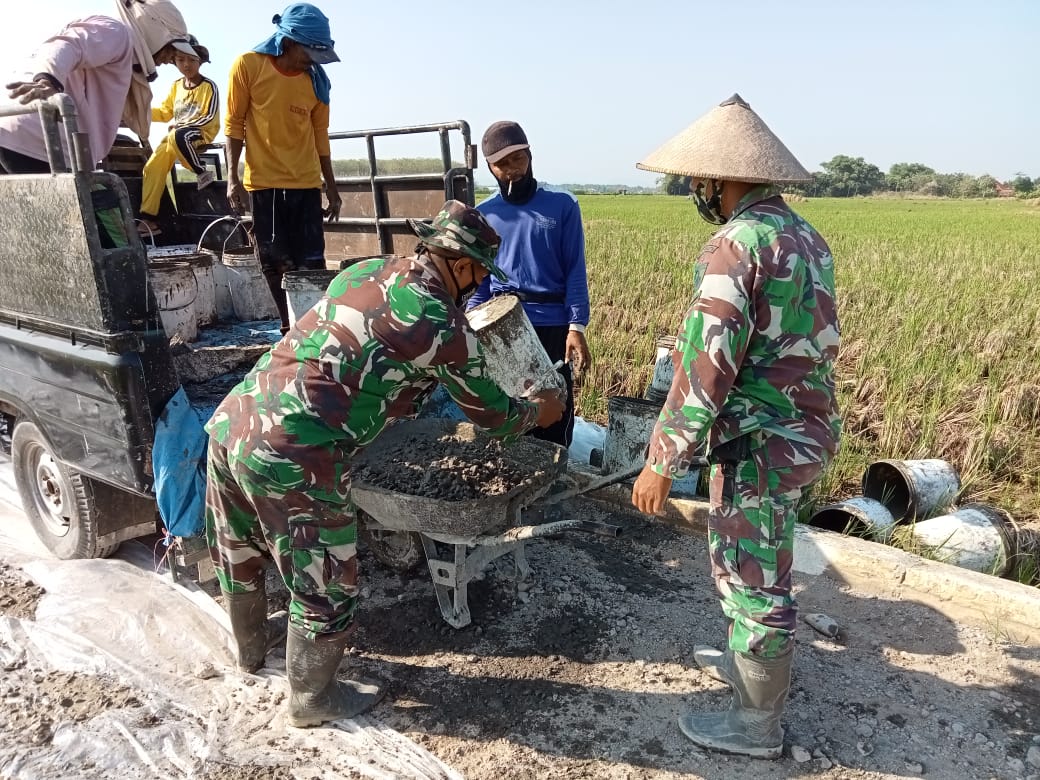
[139,37,219,235]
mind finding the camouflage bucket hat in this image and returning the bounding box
[407,200,507,282]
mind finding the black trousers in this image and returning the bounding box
[531,325,575,447]
[250,187,326,333]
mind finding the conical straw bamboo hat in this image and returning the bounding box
[637,94,811,184]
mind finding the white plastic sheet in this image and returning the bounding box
[0,549,461,780]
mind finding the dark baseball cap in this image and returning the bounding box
[482,121,530,164]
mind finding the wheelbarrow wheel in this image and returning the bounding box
[358,512,425,574]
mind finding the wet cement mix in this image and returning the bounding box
[353,434,548,501]
[2,502,1040,779]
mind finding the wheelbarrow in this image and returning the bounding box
[352,419,635,629]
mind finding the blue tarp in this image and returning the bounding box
[152,387,208,537]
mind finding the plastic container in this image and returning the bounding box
[601,395,699,495]
[809,497,898,542]
[203,249,235,320]
[645,335,676,405]
[148,260,197,342]
[465,295,565,398]
[282,269,340,327]
[910,503,1019,575]
[863,459,960,521]
[146,245,216,325]
[181,253,216,326]
[222,248,279,322]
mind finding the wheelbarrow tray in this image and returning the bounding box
[352,419,567,537]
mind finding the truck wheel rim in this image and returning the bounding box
[29,448,71,537]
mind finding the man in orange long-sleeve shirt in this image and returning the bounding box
[225,3,342,334]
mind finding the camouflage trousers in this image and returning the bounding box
[205,438,359,639]
[707,436,826,658]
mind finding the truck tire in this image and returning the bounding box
[358,511,425,574]
[11,421,119,560]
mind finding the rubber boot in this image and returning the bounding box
[223,587,287,673]
[693,645,734,686]
[678,648,793,759]
[285,623,381,728]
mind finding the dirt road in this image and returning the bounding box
[1,483,1038,778]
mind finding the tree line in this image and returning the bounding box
[660,157,1040,198]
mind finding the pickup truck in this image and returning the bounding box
[0,95,478,563]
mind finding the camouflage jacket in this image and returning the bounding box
[648,186,841,478]
[206,255,540,475]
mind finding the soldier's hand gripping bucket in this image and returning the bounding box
[466,295,565,398]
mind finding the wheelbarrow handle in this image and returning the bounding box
[537,463,644,507]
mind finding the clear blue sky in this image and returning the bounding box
[3,0,1036,186]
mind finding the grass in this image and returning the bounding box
[576,195,1040,543]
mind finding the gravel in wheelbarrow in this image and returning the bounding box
[351,419,567,537]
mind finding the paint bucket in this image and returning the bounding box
[147,245,217,325]
[148,260,198,342]
[910,503,1018,576]
[808,497,898,542]
[465,295,565,398]
[644,335,676,405]
[283,269,340,327]
[223,248,279,322]
[201,249,235,320]
[601,395,699,496]
[862,459,960,521]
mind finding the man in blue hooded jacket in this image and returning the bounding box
[224,3,342,334]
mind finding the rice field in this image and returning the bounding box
[576,195,1040,522]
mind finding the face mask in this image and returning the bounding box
[692,180,726,225]
[447,259,479,306]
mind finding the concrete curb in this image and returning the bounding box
[575,475,1040,646]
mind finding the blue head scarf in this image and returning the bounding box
[252,3,337,104]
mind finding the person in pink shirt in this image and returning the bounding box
[0,0,192,174]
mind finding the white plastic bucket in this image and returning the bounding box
[282,269,340,327]
[863,459,960,521]
[466,295,565,398]
[205,251,235,320]
[223,248,279,322]
[186,254,216,326]
[645,335,676,405]
[148,261,198,342]
[809,497,898,542]
[910,503,1018,575]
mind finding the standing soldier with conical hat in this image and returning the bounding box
[632,94,841,759]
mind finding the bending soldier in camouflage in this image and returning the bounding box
[633,95,841,759]
[204,200,565,727]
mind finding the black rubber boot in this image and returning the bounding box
[678,648,793,759]
[693,645,734,686]
[223,587,286,673]
[286,623,381,728]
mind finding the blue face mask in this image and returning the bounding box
[692,180,726,225]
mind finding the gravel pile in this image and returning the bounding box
[354,434,545,500]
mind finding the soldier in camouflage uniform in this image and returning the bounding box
[205,200,564,727]
[632,95,841,758]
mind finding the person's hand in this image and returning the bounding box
[227,180,248,215]
[565,330,591,374]
[631,464,672,515]
[6,78,58,105]
[530,389,565,428]
[323,189,341,222]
